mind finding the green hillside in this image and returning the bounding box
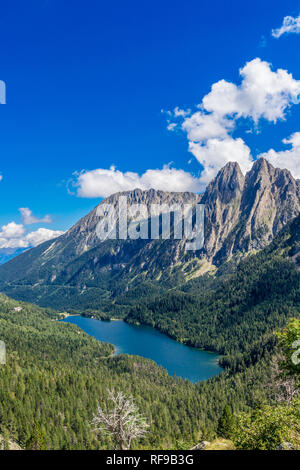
[126,215,300,363]
[0,292,276,450]
[0,216,299,449]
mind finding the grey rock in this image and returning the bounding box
[277,442,294,450]
[0,159,299,310]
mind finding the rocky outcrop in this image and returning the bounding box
[204,158,300,263]
[191,441,211,450]
[0,435,22,450]
[202,161,245,260]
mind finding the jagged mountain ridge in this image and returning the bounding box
[204,158,300,261]
[0,158,299,310]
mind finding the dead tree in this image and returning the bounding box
[267,353,299,405]
[91,389,149,450]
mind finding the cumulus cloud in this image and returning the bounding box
[0,222,63,249]
[202,59,300,123]
[182,111,233,141]
[25,228,63,247]
[72,165,203,198]
[69,59,300,196]
[0,222,26,240]
[189,137,252,185]
[272,14,300,38]
[259,132,300,179]
[167,58,300,183]
[19,207,52,225]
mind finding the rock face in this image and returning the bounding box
[0,189,200,285]
[202,161,245,261]
[57,188,201,258]
[204,158,300,263]
[191,441,211,450]
[0,158,299,308]
[0,435,22,450]
[277,442,294,450]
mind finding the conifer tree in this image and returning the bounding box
[26,421,47,450]
[217,405,234,438]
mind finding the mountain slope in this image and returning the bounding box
[0,292,274,449]
[0,159,299,311]
[126,213,300,360]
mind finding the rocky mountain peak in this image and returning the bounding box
[0,159,299,306]
[249,156,273,173]
[229,158,300,255]
[203,161,244,205]
[202,162,245,258]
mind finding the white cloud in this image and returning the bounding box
[167,58,300,183]
[19,207,52,225]
[0,222,26,240]
[272,14,300,38]
[140,166,202,192]
[202,59,300,123]
[0,222,63,249]
[173,106,191,118]
[0,175,2,182]
[189,137,253,185]
[167,122,177,131]
[73,165,203,198]
[25,228,63,247]
[182,111,233,141]
[259,132,300,179]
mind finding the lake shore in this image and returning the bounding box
[62,315,222,382]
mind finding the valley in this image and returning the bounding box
[0,159,299,450]
[0,159,299,316]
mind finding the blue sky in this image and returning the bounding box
[0,0,300,249]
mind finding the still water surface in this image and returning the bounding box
[62,316,222,382]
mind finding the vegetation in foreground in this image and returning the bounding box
[0,292,299,450]
[0,291,284,450]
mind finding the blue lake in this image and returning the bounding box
[62,316,222,383]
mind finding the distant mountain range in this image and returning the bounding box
[0,158,299,312]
